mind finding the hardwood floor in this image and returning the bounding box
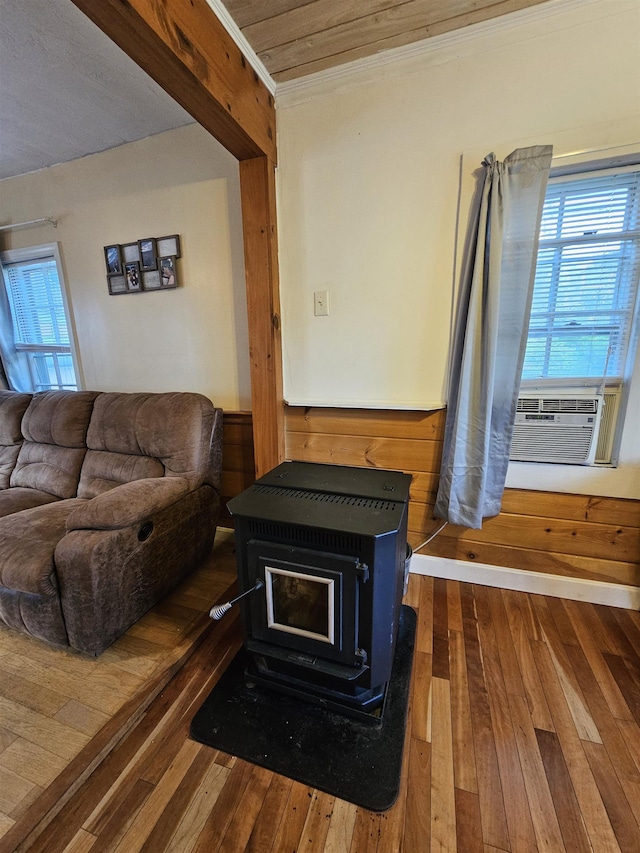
[2,552,640,851]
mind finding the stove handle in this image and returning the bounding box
[209,580,264,620]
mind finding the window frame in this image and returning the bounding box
[0,242,83,392]
[519,158,640,467]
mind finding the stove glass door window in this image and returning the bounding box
[265,566,334,644]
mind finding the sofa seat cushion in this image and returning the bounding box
[11,391,98,499]
[78,392,215,499]
[0,391,32,488]
[0,499,84,595]
[0,487,59,519]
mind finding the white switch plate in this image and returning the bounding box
[314,289,329,316]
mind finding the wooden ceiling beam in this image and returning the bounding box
[70,0,276,163]
[71,0,284,476]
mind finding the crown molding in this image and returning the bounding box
[276,0,605,98]
[204,0,276,96]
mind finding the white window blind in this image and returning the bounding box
[4,257,70,346]
[1,248,77,391]
[522,169,640,382]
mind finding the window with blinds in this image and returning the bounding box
[522,169,640,383]
[1,248,77,391]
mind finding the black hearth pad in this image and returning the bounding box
[189,605,416,812]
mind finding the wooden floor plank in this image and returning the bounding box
[461,584,511,851]
[582,739,640,853]
[348,808,380,853]
[268,782,314,853]
[137,748,216,853]
[565,641,640,827]
[416,574,434,655]
[430,676,457,851]
[190,758,256,853]
[244,773,293,853]
[534,602,602,742]
[162,762,229,853]
[216,763,273,853]
[507,695,565,851]
[454,788,483,853]
[431,578,450,680]
[323,797,357,853]
[88,777,153,853]
[502,590,555,732]
[532,640,621,853]
[535,728,591,853]
[409,650,432,743]
[402,737,430,853]
[563,598,634,722]
[474,588,538,852]
[449,629,477,793]
[297,789,336,853]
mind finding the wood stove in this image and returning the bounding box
[227,461,411,718]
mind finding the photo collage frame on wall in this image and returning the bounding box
[104,235,181,295]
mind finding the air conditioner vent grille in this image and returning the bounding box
[510,425,595,463]
[540,398,599,414]
[516,398,541,413]
[511,393,603,465]
[517,396,599,414]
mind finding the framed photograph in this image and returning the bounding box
[138,238,157,270]
[156,234,181,259]
[122,242,140,264]
[142,268,162,291]
[104,245,122,275]
[107,274,127,295]
[124,261,142,292]
[159,256,178,289]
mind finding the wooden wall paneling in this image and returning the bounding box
[410,508,640,564]
[240,156,285,476]
[284,405,446,438]
[70,0,276,162]
[284,404,640,588]
[423,537,640,587]
[501,490,640,527]
[220,412,255,525]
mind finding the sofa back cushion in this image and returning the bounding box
[0,391,32,488]
[78,392,216,499]
[10,391,98,499]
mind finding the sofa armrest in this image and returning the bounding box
[55,485,220,655]
[66,477,190,531]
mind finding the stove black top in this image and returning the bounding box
[227,461,411,538]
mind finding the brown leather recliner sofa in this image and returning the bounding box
[0,389,223,656]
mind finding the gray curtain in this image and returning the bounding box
[434,145,553,529]
[0,258,32,391]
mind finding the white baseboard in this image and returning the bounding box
[410,553,640,610]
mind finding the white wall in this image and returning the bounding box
[0,123,251,411]
[276,0,640,498]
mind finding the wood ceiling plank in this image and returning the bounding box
[70,0,276,162]
[243,0,407,52]
[269,0,550,80]
[221,0,318,29]
[259,0,516,72]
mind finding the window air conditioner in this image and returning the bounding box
[510,393,604,465]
